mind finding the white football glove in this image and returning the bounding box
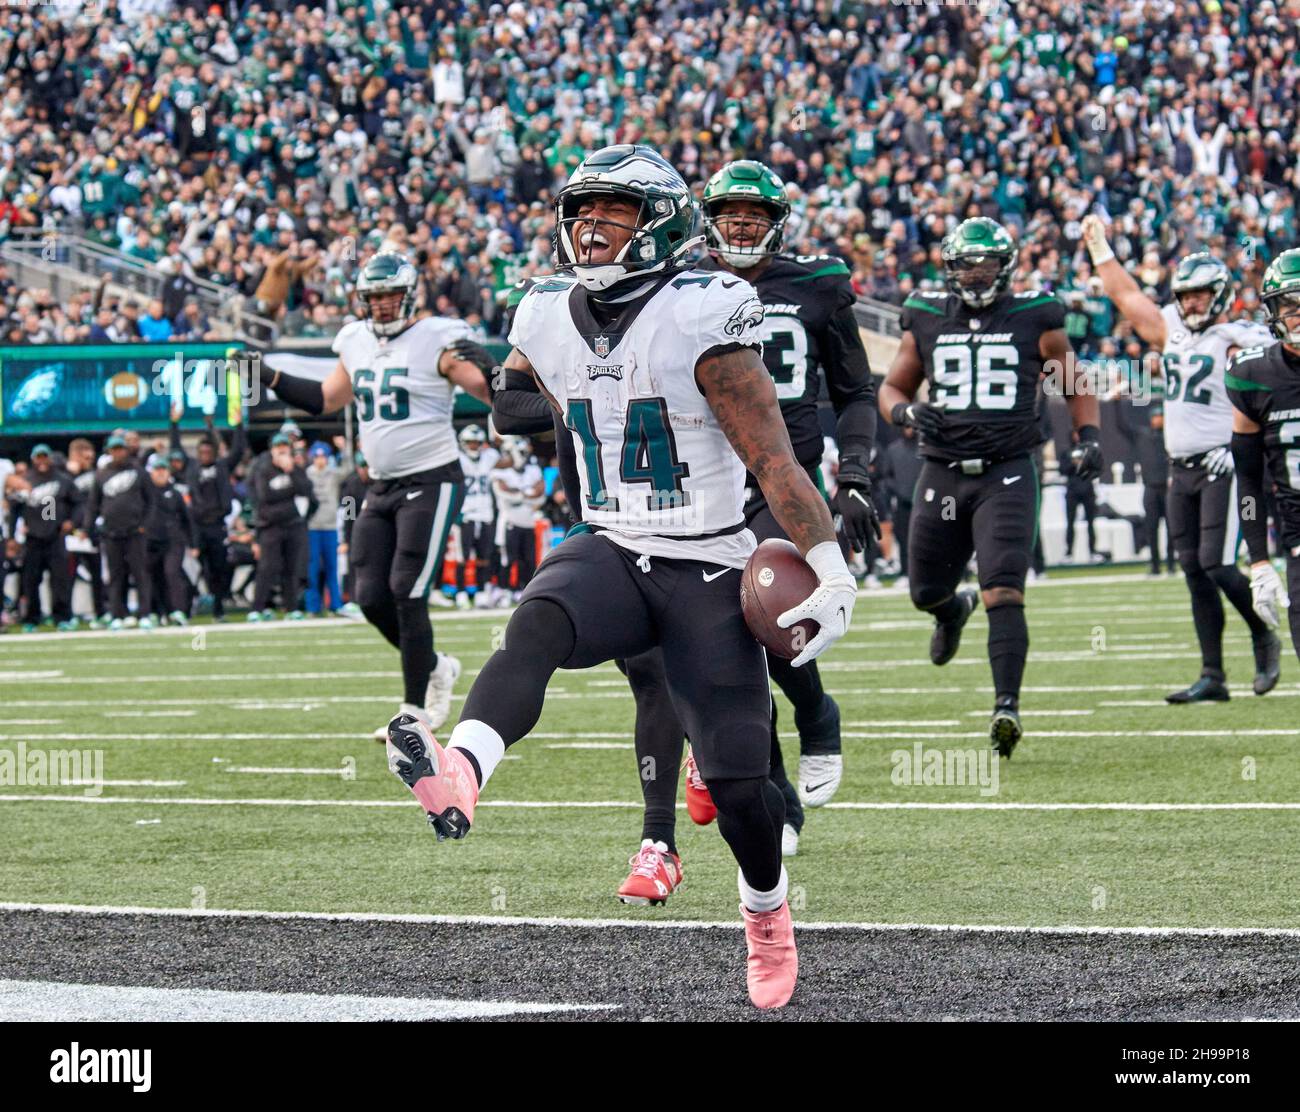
[1249,561,1288,630]
[1081,214,1114,265]
[777,541,857,668]
[1203,445,1234,477]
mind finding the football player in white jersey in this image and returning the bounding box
[455,424,500,608]
[257,252,493,735]
[382,145,857,1010]
[1084,216,1281,701]
[493,435,544,601]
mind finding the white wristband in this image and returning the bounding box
[805,540,852,583]
[1086,241,1114,266]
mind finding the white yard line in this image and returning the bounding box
[2,900,1296,938]
[0,979,612,1022]
[3,794,1299,812]
[224,767,353,776]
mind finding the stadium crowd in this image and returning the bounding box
[0,0,1297,343]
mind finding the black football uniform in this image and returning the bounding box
[900,288,1065,596]
[1227,341,1300,653]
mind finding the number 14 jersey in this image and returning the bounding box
[508,270,766,568]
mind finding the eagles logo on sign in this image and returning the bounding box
[594,334,610,358]
[724,297,765,338]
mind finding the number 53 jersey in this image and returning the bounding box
[509,270,766,568]
[899,289,1065,462]
[332,316,475,479]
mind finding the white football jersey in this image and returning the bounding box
[1159,304,1272,457]
[495,460,543,529]
[332,315,475,479]
[459,446,500,523]
[509,270,766,568]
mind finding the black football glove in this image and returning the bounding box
[1070,425,1104,481]
[891,400,947,438]
[833,454,882,552]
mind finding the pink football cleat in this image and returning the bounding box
[617,840,684,906]
[386,713,479,840]
[742,901,798,1009]
[683,746,717,826]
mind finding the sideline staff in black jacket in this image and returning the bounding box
[87,434,155,624]
[145,454,199,623]
[8,443,79,628]
[250,433,315,618]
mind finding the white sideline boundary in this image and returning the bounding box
[4,794,1300,812]
[2,900,1297,938]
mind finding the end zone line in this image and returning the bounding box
[1,900,1297,939]
[3,794,1300,812]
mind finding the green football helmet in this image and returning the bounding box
[701,160,790,269]
[940,218,1018,308]
[1170,252,1232,332]
[356,252,418,337]
[554,145,702,292]
[1260,248,1300,346]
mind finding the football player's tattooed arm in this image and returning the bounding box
[1040,328,1100,432]
[696,345,836,555]
[492,349,556,434]
[820,305,877,458]
[257,358,352,415]
[1230,405,1269,565]
[438,344,491,404]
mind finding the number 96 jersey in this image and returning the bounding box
[332,316,475,479]
[899,289,1065,462]
[509,270,766,569]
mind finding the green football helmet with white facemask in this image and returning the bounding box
[701,160,791,269]
[941,218,1019,308]
[553,145,702,293]
[1260,248,1300,346]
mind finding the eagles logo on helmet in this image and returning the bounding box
[356,251,419,337]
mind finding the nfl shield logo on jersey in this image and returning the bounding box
[594,334,610,358]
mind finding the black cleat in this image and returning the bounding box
[1165,675,1231,704]
[990,703,1022,759]
[1252,631,1282,696]
[386,713,435,788]
[930,588,978,666]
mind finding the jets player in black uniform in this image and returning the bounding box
[880,217,1103,756]
[1229,248,1300,661]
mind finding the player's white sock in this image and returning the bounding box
[739,865,788,913]
[448,719,505,789]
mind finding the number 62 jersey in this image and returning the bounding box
[332,316,476,480]
[899,289,1065,461]
[508,270,766,568]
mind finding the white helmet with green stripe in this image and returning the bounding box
[702,160,791,269]
[1261,248,1300,346]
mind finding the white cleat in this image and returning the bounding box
[798,753,843,808]
[781,823,799,858]
[425,653,461,730]
[374,702,428,742]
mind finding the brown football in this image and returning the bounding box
[740,539,819,660]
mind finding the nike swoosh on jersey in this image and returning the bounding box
[702,567,732,582]
[1001,475,1022,485]
[406,491,423,500]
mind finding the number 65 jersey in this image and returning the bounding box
[899,289,1065,462]
[509,270,766,568]
[332,316,475,479]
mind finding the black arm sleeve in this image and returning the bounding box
[1231,430,1270,565]
[491,366,555,435]
[261,364,325,415]
[551,409,583,522]
[169,420,185,457]
[820,304,877,461]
